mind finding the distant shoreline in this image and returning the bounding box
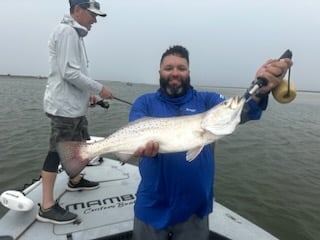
[1,74,319,93]
[0,74,47,80]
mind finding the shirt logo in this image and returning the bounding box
[185,108,196,112]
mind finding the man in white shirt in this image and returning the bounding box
[37,0,112,224]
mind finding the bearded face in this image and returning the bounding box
[159,54,191,98]
[160,76,190,98]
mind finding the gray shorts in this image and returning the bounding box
[133,215,209,240]
[46,113,90,152]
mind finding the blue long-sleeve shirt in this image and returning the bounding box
[129,86,267,229]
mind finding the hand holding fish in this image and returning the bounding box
[134,141,159,158]
[254,58,293,94]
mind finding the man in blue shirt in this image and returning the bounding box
[129,45,292,240]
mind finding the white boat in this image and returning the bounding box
[0,139,278,240]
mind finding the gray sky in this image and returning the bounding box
[1,0,319,91]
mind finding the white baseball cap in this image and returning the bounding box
[69,0,107,17]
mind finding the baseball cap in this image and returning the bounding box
[69,0,107,17]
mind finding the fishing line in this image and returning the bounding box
[286,67,291,97]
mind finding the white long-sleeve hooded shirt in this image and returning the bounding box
[44,15,103,117]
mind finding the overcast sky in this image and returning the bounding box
[1,0,319,91]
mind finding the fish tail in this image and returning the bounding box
[56,141,90,178]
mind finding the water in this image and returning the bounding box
[0,76,319,240]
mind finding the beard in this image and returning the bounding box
[160,76,191,98]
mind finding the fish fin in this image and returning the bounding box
[114,152,132,162]
[186,146,204,162]
[56,141,91,178]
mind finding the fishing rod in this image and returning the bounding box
[113,96,133,105]
[245,49,296,104]
[95,96,132,109]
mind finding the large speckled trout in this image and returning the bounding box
[57,96,245,177]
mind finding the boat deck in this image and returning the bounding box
[0,157,278,240]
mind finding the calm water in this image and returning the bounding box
[0,76,319,240]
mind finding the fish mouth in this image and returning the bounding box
[226,96,245,109]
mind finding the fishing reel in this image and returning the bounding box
[96,99,110,109]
